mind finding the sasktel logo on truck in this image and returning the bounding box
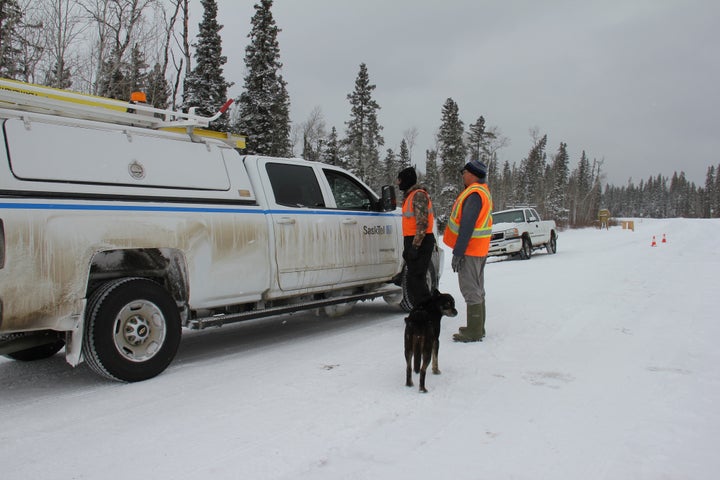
[0,79,441,382]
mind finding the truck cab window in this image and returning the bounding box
[266,163,325,208]
[323,169,374,210]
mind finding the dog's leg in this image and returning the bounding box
[432,339,441,375]
[419,341,433,393]
[404,331,413,387]
[413,336,422,374]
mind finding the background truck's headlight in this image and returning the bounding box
[504,228,519,239]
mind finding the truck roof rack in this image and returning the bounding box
[0,77,245,148]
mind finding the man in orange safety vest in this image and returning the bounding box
[397,166,435,308]
[443,160,493,342]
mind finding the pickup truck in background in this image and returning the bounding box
[488,207,558,260]
[0,79,441,382]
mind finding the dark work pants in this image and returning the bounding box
[404,233,436,307]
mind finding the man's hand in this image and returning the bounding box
[403,246,419,261]
[451,254,465,272]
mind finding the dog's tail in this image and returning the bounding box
[413,337,422,373]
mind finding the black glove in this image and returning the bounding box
[403,246,419,261]
[451,255,465,272]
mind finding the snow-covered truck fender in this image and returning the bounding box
[488,207,557,260]
[0,81,441,381]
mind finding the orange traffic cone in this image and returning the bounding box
[651,236,657,247]
[661,234,667,243]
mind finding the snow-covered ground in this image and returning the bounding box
[2,218,718,480]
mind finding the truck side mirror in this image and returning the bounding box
[380,185,396,212]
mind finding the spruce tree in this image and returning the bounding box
[126,44,148,96]
[519,134,547,209]
[234,0,291,155]
[436,98,466,221]
[467,116,487,162]
[321,127,342,166]
[183,0,233,132]
[45,61,72,89]
[0,0,22,79]
[146,63,171,109]
[398,139,411,170]
[382,149,398,187]
[547,142,570,225]
[97,48,127,100]
[424,149,440,204]
[344,62,384,185]
[714,163,720,217]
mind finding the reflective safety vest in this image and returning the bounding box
[402,189,434,236]
[443,182,493,256]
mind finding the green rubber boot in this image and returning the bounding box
[454,304,484,342]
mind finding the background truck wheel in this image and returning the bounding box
[519,236,532,260]
[4,339,65,361]
[399,261,438,312]
[545,232,557,254]
[82,277,181,382]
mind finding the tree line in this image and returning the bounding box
[2,0,718,227]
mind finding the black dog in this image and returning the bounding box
[404,289,458,393]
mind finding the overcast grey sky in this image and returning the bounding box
[202,0,719,186]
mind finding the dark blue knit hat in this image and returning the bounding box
[463,160,488,178]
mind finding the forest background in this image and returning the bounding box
[2,0,719,227]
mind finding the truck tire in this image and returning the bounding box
[4,339,65,361]
[519,236,532,260]
[399,261,438,312]
[82,277,181,382]
[545,232,557,254]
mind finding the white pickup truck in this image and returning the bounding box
[488,207,558,260]
[0,80,440,382]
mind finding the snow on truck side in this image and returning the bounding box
[0,80,441,382]
[488,207,558,260]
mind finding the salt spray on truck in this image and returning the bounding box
[0,79,441,382]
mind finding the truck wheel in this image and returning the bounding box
[4,339,65,361]
[545,233,557,254]
[519,236,532,260]
[83,277,181,382]
[399,262,438,312]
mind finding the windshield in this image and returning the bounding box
[492,211,525,224]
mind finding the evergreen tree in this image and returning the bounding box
[547,142,570,226]
[518,134,547,209]
[126,44,148,95]
[321,126,342,167]
[146,63,171,109]
[234,0,291,155]
[0,0,22,79]
[424,149,441,227]
[498,160,515,210]
[436,98,466,219]
[183,0,233,132]
[382,148,398,186]
[714,163,720,217]
[97,47,127,99]
[398,139,411,170]
[344,62,384,185]
[568,151,593,226]
[467,116,497,163]
[45,61,72,89]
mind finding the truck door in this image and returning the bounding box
[526,208,543,244]
[321,168,401,283]
[264,161,343,291]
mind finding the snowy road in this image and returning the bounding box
[2,218,719,479]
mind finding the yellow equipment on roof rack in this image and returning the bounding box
[0,77,245,149]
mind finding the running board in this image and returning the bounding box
[188,286,402,330]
